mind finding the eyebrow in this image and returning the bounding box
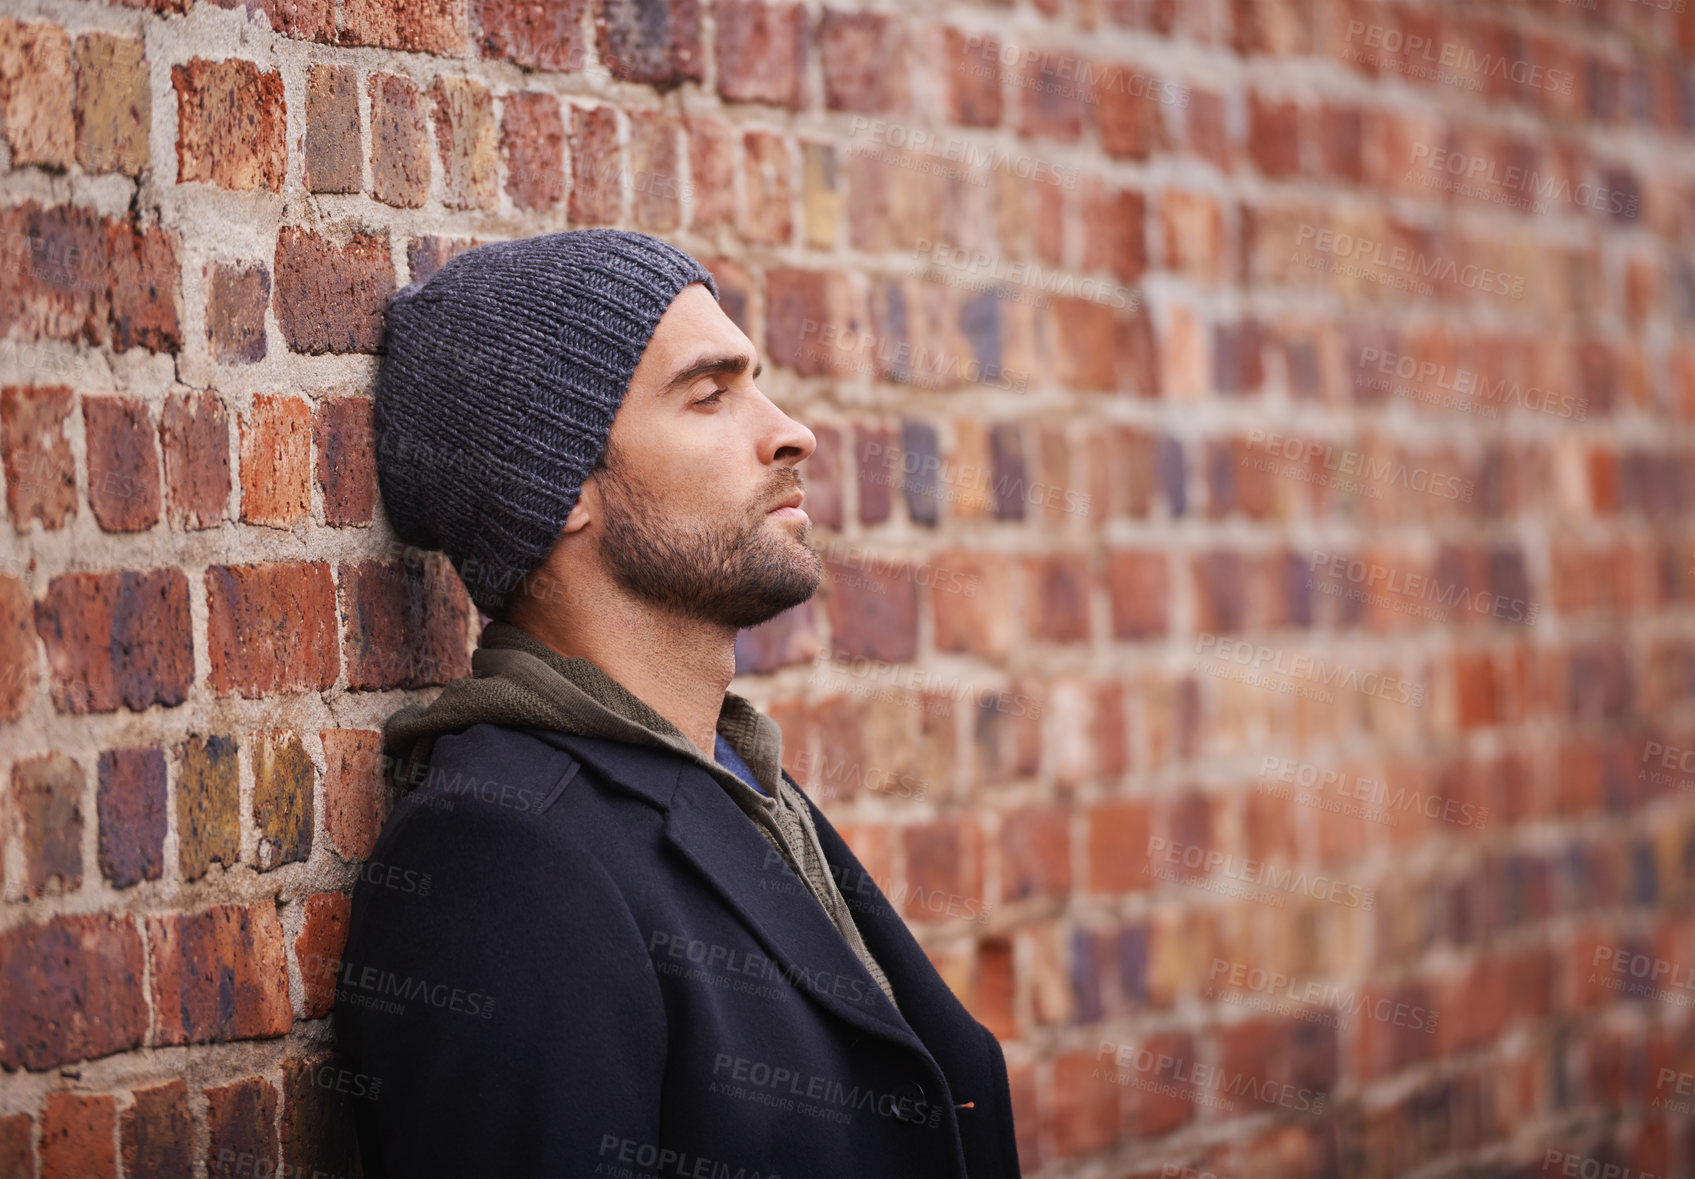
[656,352,763,399]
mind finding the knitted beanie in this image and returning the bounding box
[372,229,720,617]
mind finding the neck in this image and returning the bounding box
[504,587,738,760]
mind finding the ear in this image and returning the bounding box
[561,476,597,534]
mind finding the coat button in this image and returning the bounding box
[888,1079,930,1124]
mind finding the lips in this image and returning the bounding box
[767,490,805,512]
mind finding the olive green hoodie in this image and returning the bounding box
[381,618,898,1011]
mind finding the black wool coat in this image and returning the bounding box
[332,721,1023,1179]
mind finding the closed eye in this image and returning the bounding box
[693,387,728,407]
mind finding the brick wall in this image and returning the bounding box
[1,0,1692,1175]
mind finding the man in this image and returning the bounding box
[335,229,1022,1178]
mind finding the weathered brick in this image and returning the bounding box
[686,114,736,229]
[596,0,703,88]
[337,559,474,689]
[715,0,807,109]
[1025,553,1093,643]
[432,77,498,210]
[97,746,166,888]
[1086,798,1149,892]
[1050,296,1119,390]
[205,261,270,365]
[0,202,107,345]
[40,1093,115,1179]
[1247,90,1301,177]
[204,1078,279,1179]
[149,904,292,1045]
[0,20,74,169]
[0,1115,30,1179]
[176,733,239,881]
[295,892,351,1017]
[407,235,482,285]
[0,913,148,1069]
[314,397,378,526]
[825,553,918,662]
[1107,550,1169,638]
[369,73,430,209]
[931,551,1012,660]
[818,9,908,113]
[801,141,841,249]
[173,58,287,192]
[1083,181,1146,284]
[73,33,149,176]
[160,390,232,528]
[33,569,193,714]
[205,562,340,697]
[0,573,36,721]
[901,819,983,923]
[121,1080,192,1179]
[321,727,386,860]
[1,383,75,531]
[12,753,82,897]
[239,393,312,528]
[1094,63,1171,160]
[1017,50,1085,141]
[209,0,334,40]
[82,394,161,532]
[281,1056,359,1178]
[502,90,566,211]
[272,227,395,355]
[104,219,182,353]
[568,104,622,225]
[733,601,818,674]
[1001,805,1071,900]
[941,27,1001,127]
[742,130,793,246]
[855,421,893,524]
[628,110,681,231]
[765,268,859,377]
[343,0,467,54]
[304,64,361,194]
[474,0,588,70]
[251,729,314,870]
[799,421,843,530]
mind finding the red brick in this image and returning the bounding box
[1086,798,1150,892]
[825,553,918,663]
[1107,550,1169,639]
[2,384,75,531]
[0,913,148,1069]
[733,600,818,674]
[629,110,681,231]
[0,1116,26,1179]
[431,77,498,211]
[686,114,736,229]
[121,1080,192,1179]
[1133,1031,1196,1136]
[1082,181,1146,284]
[568,104,622,225]
[204,562,340,697]
[280,1057,359,1179]
[715,0,807,109]
[797,420,843,530]
[210,0,334,40]
[1094,63,1170,160]
[1184,87,1231,170]
[1000,805,1071,900]
[901,819,984,923]
[1025,553,1092,644]
[940,27,1001,127]
[854,421,892,524]
[204,1078,279,1179]
[148,904,291,1045]
[407,235,483,284]
[742,130,793,246]
[40,1093,115,1179]
[82,394,161,532]
[1162,188,1225,280]
[97,746,166,888]
[1248,91,1302,177]
[33,569,193,713]
[104,218,182,353]
[337,559,474,689]
[931,551,1013,661]
[0,573,36,721]
[1017,50,1085,141]
[314,397,377,527]
[818,9,907,113]
[322,728,386,860]
[304,64,360,194]
[205,262,270,365]
[0,20,74,169]
[343,0,467,54]
[596,0,703,88]
[475,0,587,70]
[502,91,565,211]
[252,730,314,871]
[1050,297,1118,390]
[1049,1048,1121,1157]
[11,753,82,897]
[74,33,149,177]
[159,390,231,528]
[0,203,104,346]
[764,268,858,377]
[800,141,841,248]
[296,892,352,1018]
[239,394,311,528]
[172,58,287,192]
[176,732,240,881]
[370,72,430,209]
[272,227,395,355]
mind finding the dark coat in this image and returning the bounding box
[333,721,1022,1179]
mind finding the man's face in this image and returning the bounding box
[584,282,823,630]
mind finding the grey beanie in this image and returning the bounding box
[372,229,720,617]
